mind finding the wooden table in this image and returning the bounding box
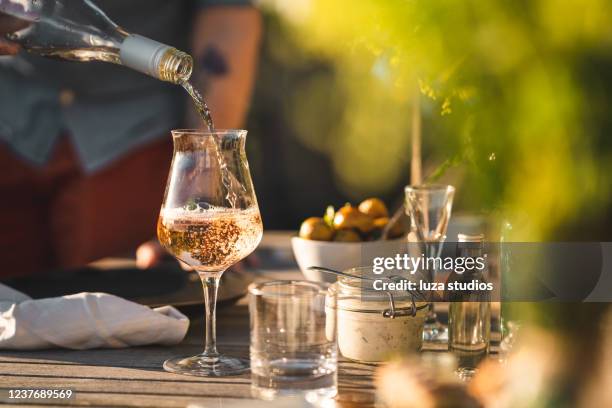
[0,299,385,407]
[0,232,467,407]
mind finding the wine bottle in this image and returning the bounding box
[0,0,192,83]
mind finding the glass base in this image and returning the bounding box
[251,385,337,403]
[163,354,249,377]
[422,321,448,343]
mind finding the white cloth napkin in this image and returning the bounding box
[0,283,189,350]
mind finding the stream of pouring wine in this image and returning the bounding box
[181,81,240,208]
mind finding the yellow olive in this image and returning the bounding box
[373,217,389,229]
[333,204,375,233]
[333,229,361,242]
[299,217,334,241]
[358,198,389,219]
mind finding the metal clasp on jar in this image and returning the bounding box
[382,290,419,319]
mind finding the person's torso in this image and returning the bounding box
[0,0,196,171]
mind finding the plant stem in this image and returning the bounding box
[411,86,422,186]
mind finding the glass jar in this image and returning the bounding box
[326,267,428,363]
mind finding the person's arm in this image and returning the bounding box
[187,5,262,129]
[0,12,29,55]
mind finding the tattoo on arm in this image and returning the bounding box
[199,46,229,76]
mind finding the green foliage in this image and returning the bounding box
[266,0,612,239]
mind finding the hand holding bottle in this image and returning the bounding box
[0,11,29,54]
[0,0,192,82]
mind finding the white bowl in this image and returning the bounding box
[291,236,406,283]
[291,215,487,283]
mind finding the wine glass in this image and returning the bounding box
[157,129,263,376]
[405,184,455,343]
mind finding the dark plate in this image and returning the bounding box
[3,259,253,313]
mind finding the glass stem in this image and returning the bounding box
[200,273,222,363]
[424,241,440,322]
[426,266,437,322]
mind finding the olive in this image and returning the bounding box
[373,216,389,229]
[333,204,375,233]
[358,198,389,218]
[299,217,334,241]
[368,228,383,241]
[334,229,361,242]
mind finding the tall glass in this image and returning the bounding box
[157,129,263,376]
[405,184,455,343]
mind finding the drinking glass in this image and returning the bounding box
[249,281,337,402]
[158,129,263,376]
[405,184,455,343]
